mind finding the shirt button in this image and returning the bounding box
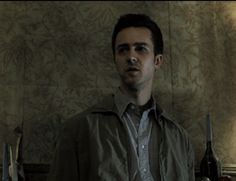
[143,168,147,172]
[141,145,145,149]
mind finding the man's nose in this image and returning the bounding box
[126,50,138,64]
[127,57,137,65]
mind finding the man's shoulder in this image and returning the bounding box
[65,94,115,123]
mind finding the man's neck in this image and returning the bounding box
[119,83,152,106]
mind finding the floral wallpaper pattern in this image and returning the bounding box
[0,1,236,169]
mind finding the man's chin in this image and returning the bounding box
[123,80,141,90]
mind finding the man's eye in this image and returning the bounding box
[136,46,148,52]
[117,47,128,54]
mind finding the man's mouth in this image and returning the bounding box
[126,67,140,72]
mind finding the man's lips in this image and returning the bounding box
[126,67,140,72]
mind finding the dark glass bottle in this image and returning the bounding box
[200,114,222,181]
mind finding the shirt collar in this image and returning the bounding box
[114,87,132,118]
[114,87,163,120]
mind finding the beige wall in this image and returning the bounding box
[0,1,236,169]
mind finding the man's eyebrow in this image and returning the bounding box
[116,42,149,48]
[133,42,149,46]
[116,43,129,49]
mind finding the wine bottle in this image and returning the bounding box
[200,114,222,181]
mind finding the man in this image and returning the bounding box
[48,14,195,181]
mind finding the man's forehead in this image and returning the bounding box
[115,27,153,45]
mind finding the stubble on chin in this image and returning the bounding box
[121,76,141,92]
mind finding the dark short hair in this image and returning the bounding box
[112,13,164,56]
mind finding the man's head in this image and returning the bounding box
[112,14,163,56]
[112,14,164,90]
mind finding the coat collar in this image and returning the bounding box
[91,88,164,121]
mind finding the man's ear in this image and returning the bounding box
[154,54,163,70]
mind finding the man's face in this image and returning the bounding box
[114,27,163,89]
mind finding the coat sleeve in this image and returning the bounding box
[47,121,79,181]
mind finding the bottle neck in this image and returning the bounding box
[206,141,215,154]
[206,141,213,148]
[206,114,212,142]
[206,114,213,153]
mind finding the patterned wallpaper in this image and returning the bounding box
[0,1,236,169]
